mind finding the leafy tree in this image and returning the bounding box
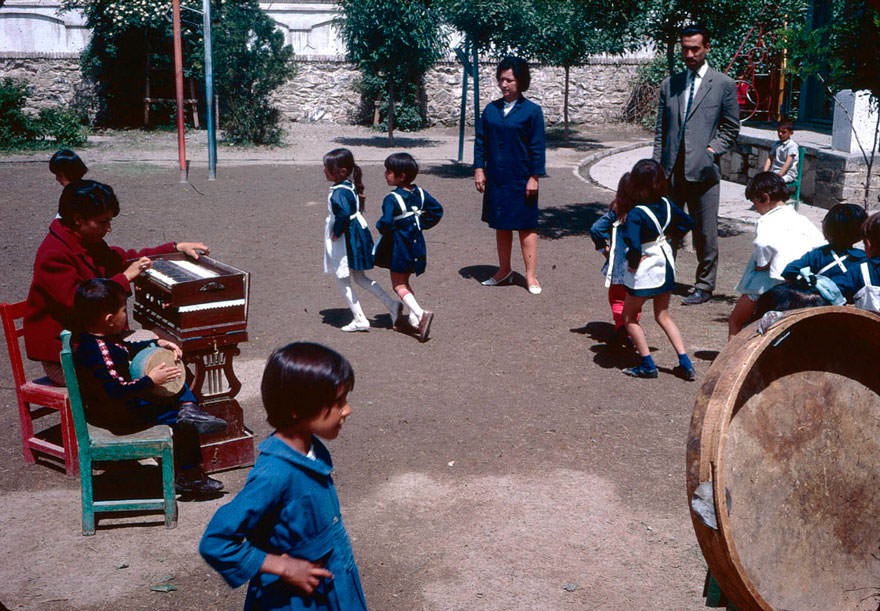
[785,0,880,207]
[337,0,445,140]
[511,0,642,137]
[60,0,294,144]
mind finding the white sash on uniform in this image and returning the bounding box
[854,261,880,312]
[817,251,848,276]
[323,182,361,277]
[623,198,675,291]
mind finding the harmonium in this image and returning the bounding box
[133,253,254,472]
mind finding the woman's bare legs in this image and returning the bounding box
[490,229,514,282]
[519,229,538,288]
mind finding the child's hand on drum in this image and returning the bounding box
[147,362,181,385]
[157,339,183,360]
[124,256,152,281]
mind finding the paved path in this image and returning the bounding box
[588,144,829,227]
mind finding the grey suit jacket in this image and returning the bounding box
[652,66,740,184]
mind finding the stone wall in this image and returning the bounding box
[271,58,646,127]
[720,132,880,209]
[0,52,89,114]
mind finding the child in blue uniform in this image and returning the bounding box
[375,152,443,342]
[781,203,867,282]
[835,212,880,311]
[200,342,367,611]
[73,278,226,496]
[590,172,640,348]
[323,148,401,333]
[619,159,696,380]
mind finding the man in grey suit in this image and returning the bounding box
[653,24,740,305]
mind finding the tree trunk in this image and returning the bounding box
[472,40,480,126]
[864,108,880,209]
[564,65,570,139]
[387,81,395,143]
[666,35,675,76]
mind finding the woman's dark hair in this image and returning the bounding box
[822,204,867,250]
[58,180,120,227]
[384,152,419,184]
[496,56,531,92]
[745,171,788,204]
[324,148,365,210]
[261,342,354,429]
[862,212,880,251]
[49,149,88,182]
[73,278,128,328]
[624,159,668,210]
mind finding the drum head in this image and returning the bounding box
[130,346,184,397]
[687,307,880,610]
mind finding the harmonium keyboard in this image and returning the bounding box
[133,253,249,351]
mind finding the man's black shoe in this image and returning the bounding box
[682,289,712,305]
[177,402,227,435]
[175,473,224,496]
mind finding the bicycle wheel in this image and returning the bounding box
[735,80,759,122]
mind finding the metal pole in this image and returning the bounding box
[203,0,216,180]
[457,40,469,163]
[172,0,187,182]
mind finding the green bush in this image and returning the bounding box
[38,107,87,147]
[621,57,667,130]
[0,78,39,148]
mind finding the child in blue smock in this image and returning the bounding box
[619,159,696,380]
[589,172,639,347]
[375,152,443,342]
[781,203,867,283]
[323,148,401,333]
[200,342,367,611]
[835,212,880,312]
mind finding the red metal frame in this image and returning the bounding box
[1,301,77,476]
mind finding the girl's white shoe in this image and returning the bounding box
[341,320,369,332]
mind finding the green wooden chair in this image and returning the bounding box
[59,330,177,535]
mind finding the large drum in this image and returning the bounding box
[687,306,880,610]
[129,345,184,398]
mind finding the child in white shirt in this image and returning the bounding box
[762,120,799,184]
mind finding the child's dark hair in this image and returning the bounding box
[58,180,120,227]
[496,56,531,92]
[261,342,354,429]
[611,172,632,214]
[862,212,880,251]
[49,149,88,182]
[777,120,794,132]
[74,278,128,328]
[324,148,365,210]
[623,159,668,211]
[822,204,867,250]
[745,171,788,204]
[384,152,419,184]
[753,283,826,319]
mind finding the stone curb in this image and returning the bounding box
[572,140,652,189]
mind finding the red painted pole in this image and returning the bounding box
[172,0,187,182]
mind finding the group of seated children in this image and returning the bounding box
[730,171,879,336]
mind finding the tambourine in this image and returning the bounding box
[130,345,184,397]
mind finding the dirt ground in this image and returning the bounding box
[0,124,755,610]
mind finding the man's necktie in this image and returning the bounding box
[684,72,695,121]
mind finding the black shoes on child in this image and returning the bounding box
[177,402,227,435]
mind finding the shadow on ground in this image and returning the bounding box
[421,163,474,178]
[539,202,606,239]
[333,136,442,149]
[545,128,606,152]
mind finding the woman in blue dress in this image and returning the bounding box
[474,56,546,295]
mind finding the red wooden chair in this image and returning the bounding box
[0,300,77,476]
